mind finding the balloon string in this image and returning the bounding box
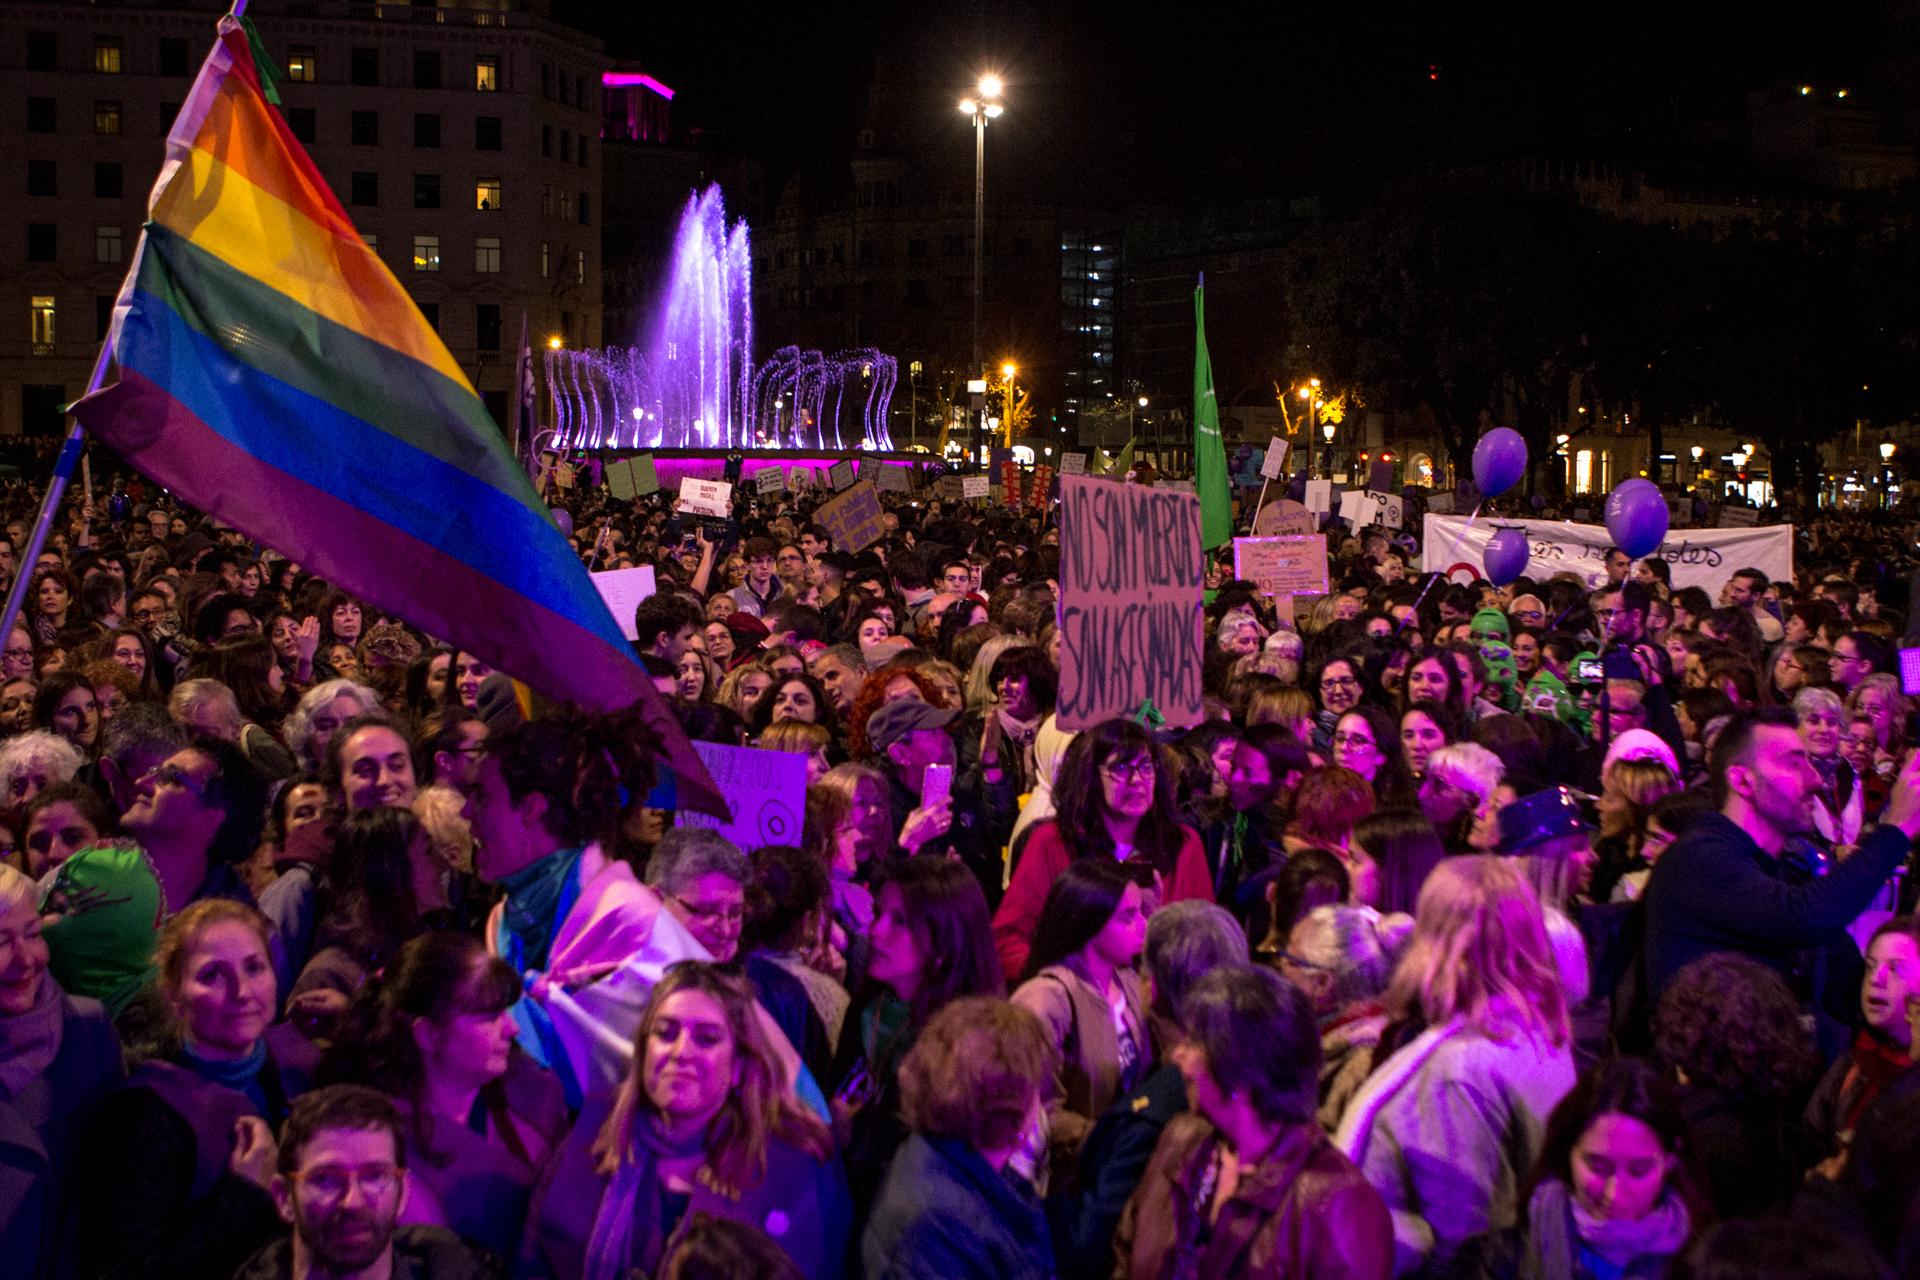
[1396,500,1484,638]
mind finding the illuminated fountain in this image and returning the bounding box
[547,185,898,451]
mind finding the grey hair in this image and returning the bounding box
[168,679,243,739]
[1424,742,1505,805]
[1289,905,1395,1008]
[0,730,84,799]
[101,702,190,773]
[1793,686,1845,721]
[1144,900,1249,1027]
[644,828,749,894]
[284,678,382,768]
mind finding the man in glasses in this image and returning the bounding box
[120,737,269,914]
[246,1084,491,1279]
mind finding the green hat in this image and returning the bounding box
[41,842,163,1018]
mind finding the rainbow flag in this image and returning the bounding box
[71,16,724,816]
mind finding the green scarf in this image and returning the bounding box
[41,842,164,1018]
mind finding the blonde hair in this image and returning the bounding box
[1247,685,1315,737]
[1385,856,1568,1048]
[717,657,774,722]
[1299,595,1342,637]
[804,762,887,866]
[412,784,475,873]
[1425,743,1505,806]
[0,862,35,921]
[592,963,830,1190]
[964,636,1029,711]
[756,719,831,758]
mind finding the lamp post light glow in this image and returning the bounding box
[960,73,1005,466]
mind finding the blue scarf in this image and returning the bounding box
[499,845,586,973]
[181,1038,270,1116]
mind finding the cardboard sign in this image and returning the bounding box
[605,455,659,501]
[1421,514,1794,592]
[1253,498,1318,537]
[1000,458,1025,508]
[828,460,855,492]
[874,465,911,493]
[814,480,885,552]
[787,466,813,491]
[1233,536,1331,598]
[1305,479,1333,515]
[936,475,966,501]
[1029,463,1055,509]
[678,478,732,518]
[677,741,807,849]
[1367,491,1405,530]
[1721,506,1759,527]
[1056,475,1205,731]
[1060,452,1088,475]
[1260,436,1291,480]
[589,566,658,642]
[755,467,786,495]
[961,475,991,500]
[1337,489,1370,525]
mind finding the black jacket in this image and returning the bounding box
[236,1225,500,1280]
[1046,1061,1186,1280]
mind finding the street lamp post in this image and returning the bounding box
[1321,422,1336,479]
[960,76,1004,466]
[1001,361,1017,447]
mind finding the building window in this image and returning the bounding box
[418,302,439,332]
[540,62,552,98]
[414,113,440,148]
[26,32,57,72]
[350,171,378,206]
[476,303,501,352]
[96,225,122,264]
[578,138,588,168]
[26,98,55,133]
[350,47,379,87]
[577,194,590,225]
[94,37,122,75]
[576,250,587,283]
[413,173,441,209]
[541,124,552,157]
[351,111,379,146]
[286,46,315,83]
[30,296,56,354]
[27,224,57,263]
[560,129,571,162]
[540,241,550,278]
[95,163,122,199]
[475,178,501,211]
[158,37,189,77]
[95,101,122,135]
[558,190,572,221]
[27,160,57,197]
[412,234,440,272]
[287,107,316,144]
[541,184,552,216]
[474,236,500,272]
[412,50,441,90]
[362,233,378,254]
[475,57,499,91]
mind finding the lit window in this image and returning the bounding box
[412,234,440,272]
[96,226,122,264]
[1574,449,1593,495]
[30,296,56,353]
[474,236,500,273]
[287,46,315,83]
[95,101,122,136]
[540,241,550,278]
[575,249,586,283]
[475,57,499,91]
[475,178,501,211]
[94,38,122,75]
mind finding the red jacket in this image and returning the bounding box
[993,820,1214,980]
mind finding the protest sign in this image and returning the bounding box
[1421,514,1793,592]
[1338,489,1370,525]
[677,741,807,849]
[604,455,659,501]
[1666,495,1691,529]
[1720,506,1759,527]
[1252,498,1317,536]
[1426,491,1456,515]
[1056,476,1205,731]
[874,464,911,493]
[1367,491,1405,529]
[936,475,966,501]
[755,467,785,495]
[677,478,732,518]
[1029,463,1055,509]
[1060,452,1088,475]
[961,475,991,499]
[1233,536,1331,598]
[1261,436,1292,480]
[589,566,658,641]
[814,480,885,552]
[829,460,855,491]
[787,466,813,490]
[1305,479,1333,515]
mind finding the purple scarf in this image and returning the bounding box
[0,974,63,1100]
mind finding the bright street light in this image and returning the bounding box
[1001,362,1017,379]
[547,335,563,350]
[1882,441,1897,461]
[978,74,1003,98]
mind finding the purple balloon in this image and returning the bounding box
[1484,525,1530,586]
[1604,478,1667,558]
[552,507,573,538]
[1529,493,1547,511]
[1472,427,1529,498]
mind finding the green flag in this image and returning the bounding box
[1193,276,1232,548]
[1109,438,1135,478]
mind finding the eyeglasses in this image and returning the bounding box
[1101,759,1156,784]
[290,1163,402,1201]
[1320,676,1358,690]
[130,607,166,623]
[1281,951,1329,973]
[1,648,29,662]
[1331,731,1375,749]
[145,763,209,800]
[671,894,745,928]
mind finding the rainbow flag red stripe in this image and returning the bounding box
[73,17,722,815]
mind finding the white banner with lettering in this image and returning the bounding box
[1421,514,1793,592]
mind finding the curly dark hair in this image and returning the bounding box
[483,703,662,849]
[1654,952,1820,1103]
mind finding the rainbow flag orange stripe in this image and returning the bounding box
[73,17,723,815]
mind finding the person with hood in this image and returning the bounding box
[1468,609,1520,713]
[40,842,164,1034]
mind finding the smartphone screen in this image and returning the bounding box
[920,762,953,810]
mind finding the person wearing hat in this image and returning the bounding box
[1521,634,1581,727]
[1468,609,1518,712]
[1497,787,1595,1005]
[864,698,1016,903]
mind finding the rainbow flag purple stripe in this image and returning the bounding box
[72,17,723,815]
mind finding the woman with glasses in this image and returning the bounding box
[1333,706,1412,801]
[991,718,1214,981]
[1310,656,1365,754]
[522,962,850,1280]
[2,623,36,684]
[1796,686,1865,850]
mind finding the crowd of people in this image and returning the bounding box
[3,464,1920,1279]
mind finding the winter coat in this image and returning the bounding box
[1010,960,1149,1166]
[1046,1061,1186,1280]
[236,1225,499,1280]
[861,1133,1054,1280]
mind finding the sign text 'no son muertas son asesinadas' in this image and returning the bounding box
[1056,475,1206,730]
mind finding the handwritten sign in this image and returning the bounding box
[604,455,659,501]
[755,467,785,495]
[1421,514,1793,592]
[1233,536,1330,598]
[1367,491,1405,530]
[874,465,911,493]
[814,480,885,552]
[1253,498,1317,537]
[589,566,658,641]
[1260,436,1291,480]
[1305,479,1333,515]
[828,460,855,492]
[961,475,991,500]
[936,475,966,501]
[1029,463,1055,509]
[678,478,732,518]
[1056,476,1205,731]
[1720,506,1759,527]
[677,741,807,849]
[1060,452,1088,475]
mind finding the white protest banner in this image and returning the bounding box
[1421,514,1793,592]
[1305,479,1333,515]
[829,460,856,491]
[1057,476,1205,730]
[1366,491,1404,529]
[961,475,991,499]
[1060,452,1088,475]
[1338,489,1370,525]
[1260,436,1291,479]
[874,465,911,493]
[935,475,966,501]
[589,566,658,641]
[677,741,807,849]
[814,480,886,552]
[677,477,732,517]
[755,467,785,495]
[1233,536,1330,598]
[1161,479,1197,495]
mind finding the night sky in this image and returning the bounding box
[557,0,1886,205]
